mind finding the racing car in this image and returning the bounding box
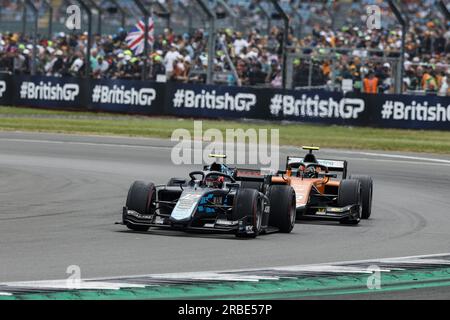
[199,150,373,225]
[274,146,373,225]
[121,168,296,238]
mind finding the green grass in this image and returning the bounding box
[1,106,450,154]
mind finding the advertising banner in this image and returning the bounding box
[0,73,12,106]
[88,79,165,115]
[165,83,261,119]
[12,75,86,109]
[2,75,449,130]
[363,93,450,130]
[264,89,372,126]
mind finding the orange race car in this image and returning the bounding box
[204,149,373,225]
[269,146,373,225]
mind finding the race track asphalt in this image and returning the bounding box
[0,132,449,283]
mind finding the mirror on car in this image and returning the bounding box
[172,179,187,185]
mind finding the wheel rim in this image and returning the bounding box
[358,186,363,219]
[290,195,296,226]
[255,199,262,231]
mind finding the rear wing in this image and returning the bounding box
[233,168,267,182]
[286,156,348,179]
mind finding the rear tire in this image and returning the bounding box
[349,175,373,219]
[268,185,296,233]
[338,179,361,225]
[125,181,156,231]
[232,189,262,238]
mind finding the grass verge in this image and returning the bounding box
[1,106,450,154]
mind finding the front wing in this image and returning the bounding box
[121,207,258,235]
[296,204,360,221]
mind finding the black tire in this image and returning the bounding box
[125,181,156,231]
[268,185,296,233]
[240,181,263,192]
[232,189,263,238]
[338,179,361,225]
[349,175,373,219]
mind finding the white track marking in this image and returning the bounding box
[1,280,146,291]
[2,253,448,287]
[322,149,450,164]
[339,157,450,167]
[0,138,171,150]
[148,273,279,282]
[2,138,450,167]
[270,265,391,273]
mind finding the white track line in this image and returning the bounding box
[325,149,450,164]
[0,138,171,150]
[2,253,448,287]
[2,138,450,167]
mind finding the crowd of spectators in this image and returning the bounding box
[0,0,448,95]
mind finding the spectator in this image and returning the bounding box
[422,68,438,93]
[0,0,447,96]
[438,70,449,96]
[164,44,182,78]
[233,32,248,56]
[363,71,379,94]
[150,55,166,81]
[247,62,266,86]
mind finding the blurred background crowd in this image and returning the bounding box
[0,0,448,95]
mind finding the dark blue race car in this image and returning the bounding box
[121,166,296,238]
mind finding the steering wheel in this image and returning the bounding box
[305,163,329,173]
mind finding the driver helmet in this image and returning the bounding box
[209,162,222,172]
[205,175,225,188]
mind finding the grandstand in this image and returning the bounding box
[0,0,448,95]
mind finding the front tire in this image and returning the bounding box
[338,179,361,225]
[350,175,373,219]
[232,189,263,238]
[125,181,156,231]
[268,185,296,233]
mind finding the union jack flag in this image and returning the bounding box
[125,17,155,55]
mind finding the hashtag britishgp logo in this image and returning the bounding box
[381,100,450,122]
[270,95,283,116]
[92,85,101,103]
[172,89,256,112]
[0,81,6,98]
[381,101,394,119]
[270,94,365,120]
[173,89,184,108]
[19,81,79,101]
[92,85,156,106]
